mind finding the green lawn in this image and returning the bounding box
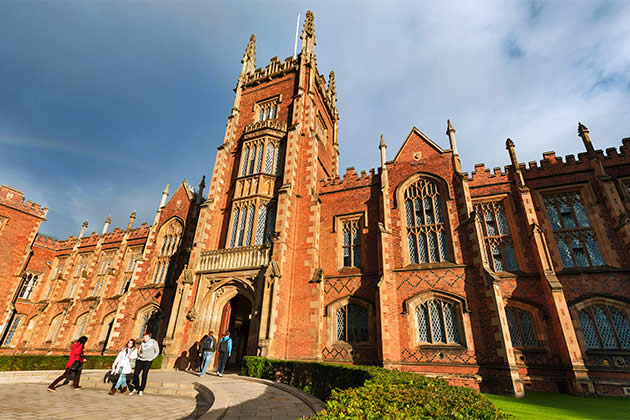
[485,391,630,420]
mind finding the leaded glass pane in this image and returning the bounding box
[439,231,450,262]
[444,302,460,343]
[352,228,361,268]
[264,144,274,173]
[273,144,282,176]
[497,206,509,235]
[229,208,240,248]
[347,304,367,342]
[546,205,562,230]
[418,234,428,263]
[255,205,267,245]
[518,309,538,347]
[585,234,604,266]
[594,305,617,349]
[505,307,522,347]
[572,237,589,267]
[416,305,430,342]
[256,144,264,173]
[428,300,445,343]
[424,197,434,224]
[248,145,257,174]
[428,232,438,262]
[408,235,418,264]
[3,317,21,346]
[414,198,423,225]
[405,200,414,227]
[264,203,276,244]
[486,212,498,236]
[556,238,574,267]
[503,242,518,271]
[356,305,369,342]
[573,199,590,227]
[237,206,248,246]
[610,307,630,349]
[245,205,255,246]
[560,203,576,229]
[336,306,346,341]
[241,147,250,176]
[434,195,443,223]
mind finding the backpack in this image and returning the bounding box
[202,336,215,351]
[218,337,229,353]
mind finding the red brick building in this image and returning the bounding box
[2,12,629,397]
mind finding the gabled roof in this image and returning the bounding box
[391,127,448,163]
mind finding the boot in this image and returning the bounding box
[120,386,127,393]
[109,387,116,395]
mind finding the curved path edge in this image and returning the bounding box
[236,375,325,414]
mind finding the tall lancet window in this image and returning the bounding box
[403,178,451,264]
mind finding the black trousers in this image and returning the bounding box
[49,368,81,389]
[133,360,152,391]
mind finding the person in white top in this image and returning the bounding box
[109,339,138,395]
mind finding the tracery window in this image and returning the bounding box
[404,178,450,264]
[315,113,327,142]
[543,191,604,267]
[505,306,538,347]
[73,313,88,341]
[336,303,369,343]
[153,220,183,284]
[474,200,518,272]
[52,259,65,280]
[229,201,276,248]
[17,273,39,300]
[257,99,278,122]
[1,315,24,346]
[415,299,461,344]
[241,140,283,177]
[74,255,89,278]
[578,304,630,350]
[47,314,63,343]
[138,308,161,338]
[341,219,361,268]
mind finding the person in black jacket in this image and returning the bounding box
[199,331,216,377]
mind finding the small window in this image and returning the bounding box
[475,200,518,272]
[120,276,132,294]
[17,273,38,300]
[257,100,279,122]
[505,306,539,347]
[543,191,604,267]
[47,315,63,343]
[336,303,369,343]
[415,299,461,344]
[341,219,361,268]
[578,304,630,350]
[1,316,23,346]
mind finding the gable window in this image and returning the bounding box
[341,219,361,268]
[152,220,182,284]
[416,299,461,344]
[17,273,39,300]
[336,303,369,343]
[505,306,539,347]
[543,191,604,267]
[474,200,518,272]
[578,304,630,350]
[404,178,450,264]
[1,315,24,346]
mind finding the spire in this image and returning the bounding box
[327,71,337,104]
[102,215,111,235]
[159,184,170,209]
[79,220,88,239]
[506,138,525,187]
[379,134,388,173]
[578,122,596,155]
[241,34,256,75]
[127,210,136,231]
[300,10,316,58]
[197,175,206,204]
[446,119,458,155]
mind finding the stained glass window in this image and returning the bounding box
[415,299,461,344]
[505,306,539,347]
[342,219,361,267]
[404,179,450,264]
[543,192,604,267]
[578,304,630,349]
[474,201,518,272]
[336,303,369,343]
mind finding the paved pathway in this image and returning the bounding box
[0,370,319,420]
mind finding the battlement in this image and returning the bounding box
[0,185,48,219]
[319,166,378,192]
[242,56,298,87]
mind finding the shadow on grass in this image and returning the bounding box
[485,391,630,420]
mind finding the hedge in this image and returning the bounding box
[242,356,508,419]
[0,354,163,371]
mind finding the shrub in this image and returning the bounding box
[242,356,508,419]
[0,354,162,371]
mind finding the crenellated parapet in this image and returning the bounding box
[319,166,379,193]
[0,184,48,219]
[242,56,299,87]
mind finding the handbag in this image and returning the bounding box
[69,360,83,374]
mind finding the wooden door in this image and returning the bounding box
[214,301,232,368]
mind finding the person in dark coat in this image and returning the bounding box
[48,336,88,391]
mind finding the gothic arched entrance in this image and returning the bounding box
[216,294,252,369]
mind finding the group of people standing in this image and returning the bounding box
[47,332,161,396]
[198,330,232,377]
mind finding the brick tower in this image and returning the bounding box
[163,11,339,365]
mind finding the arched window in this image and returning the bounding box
[47,314,63,343]
[336,303,369,343]
[152,219,183,284]
[578,304,630,350]
[403,178,450,264]
[505,306,539,347]
[1,315,24,346]
[73,313,89,341]
[17,273,38,300]
[474,200,518,272]
[415,299,461,344]
[138,308,161,338]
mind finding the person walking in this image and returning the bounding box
[109,339,138,395]
[199,331,216,377]
[48,336,88,391]
[216,331,232,377]
[129,332,160,396]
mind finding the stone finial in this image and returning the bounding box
[82,220,88,228]
[159,184,170,209]
[105,215,111,224]
[446,120,458,156]
[302,10,314,37]
[578,122,589,136]
[79,220,88,239]
[506,138,515,148]
[242,34,256,65]
[446,119,455,135]
[327,71,337,102]
[578,121,596,155]
[127,210,136,231]
[102,215,111,235]
[197,175,206,204]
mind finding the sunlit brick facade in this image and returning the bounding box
[2,12,630,397]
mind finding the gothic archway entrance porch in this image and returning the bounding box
[215,294,252,370]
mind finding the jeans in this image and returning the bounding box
[114,372,127,389]
[133,359,152,391]
[200,351,214,376]
[217,352,229,375]
[49,368,81,389]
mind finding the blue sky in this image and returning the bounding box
[1,1,629,238]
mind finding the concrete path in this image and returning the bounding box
[0,369,321,420]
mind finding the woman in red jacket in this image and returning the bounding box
[48,336,88,391]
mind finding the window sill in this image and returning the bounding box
[333,341,372,348]
[586,349,630,356]
[557,265,625,274]
[415,344,467,351]
[395,262,467,272]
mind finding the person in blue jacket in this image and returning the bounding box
[216,331,232,377]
